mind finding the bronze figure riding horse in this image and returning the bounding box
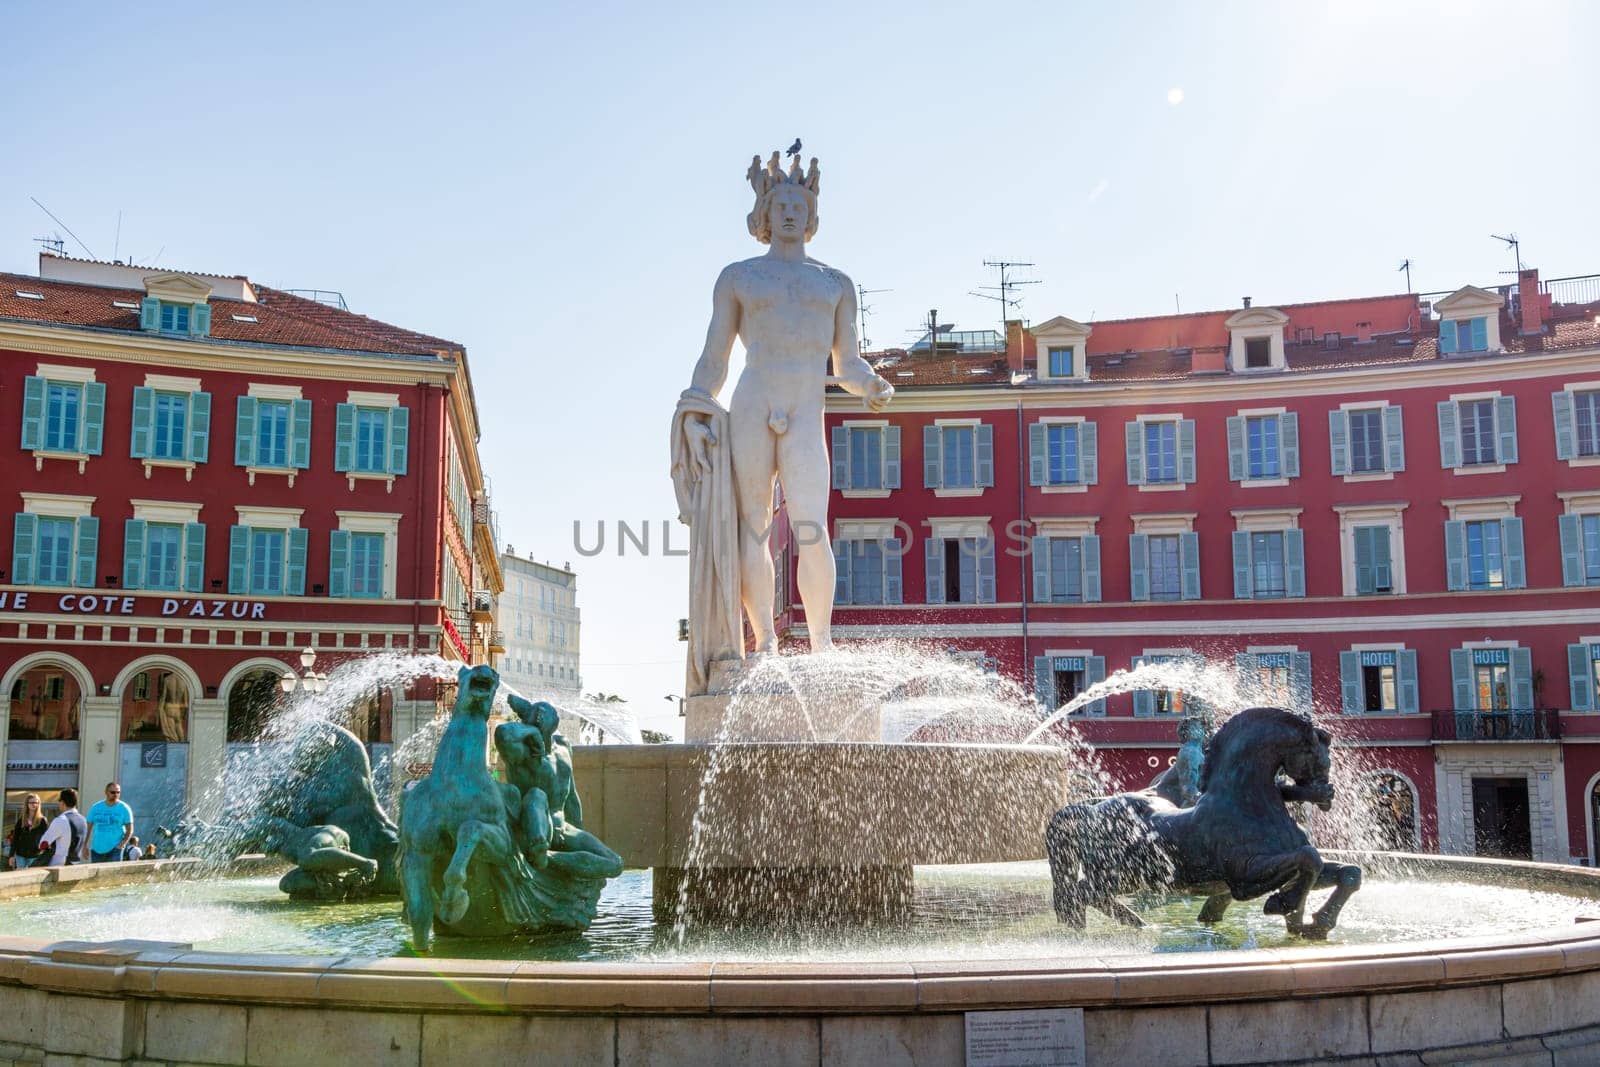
[1046,707,1362,939]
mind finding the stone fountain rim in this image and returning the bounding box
[0,852,1597,1015]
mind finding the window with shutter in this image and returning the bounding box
[1458,399,1498,465]
[1465,520,1506,590]
[1575,391,1600,458]
[1245,416,1281,479]
[35,517,75,587]
[940,426,976,488]
[1147,535,1182,600]
[1347,408,1385,473]
[255,401,292,468]
[43,382,83,452]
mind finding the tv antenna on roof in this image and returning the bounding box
[970,259,1040,334]
[856,283,892,352]
[29,197,96,260]
[1398,258,1413,293]
[1491,233,1522,275]
[33,233,65,257]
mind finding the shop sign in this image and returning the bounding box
[1256,652,1292,669]
[0,589,268,619]
[1051,657,1086,672]
[1360,650,1397,668]
[1472,648,1510,666]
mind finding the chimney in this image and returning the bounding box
[1242,296,1253,309]
[1517,268,1544,335]
[1355,321,1373,343]
[1005,319,1035,375]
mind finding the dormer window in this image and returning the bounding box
[1433,285,1504,356]
[1224,306,1289,372]
[1030,317,1093,383]
[138,272,215,338]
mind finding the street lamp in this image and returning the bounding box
[663,693,685,717]
[281,647,329,698]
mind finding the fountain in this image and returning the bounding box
[2,150,1600,1065]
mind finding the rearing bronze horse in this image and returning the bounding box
[1046,707,1362,939]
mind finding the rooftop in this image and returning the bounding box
[860,273,1600,389]
[0,252,462,359]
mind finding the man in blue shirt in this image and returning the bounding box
[83,783,133,863]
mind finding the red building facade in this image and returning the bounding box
[0,253,502,833]
[783,268,1600,864]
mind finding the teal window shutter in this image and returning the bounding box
[1373,526,1392,592]
[227,525,250,593]
[1028,423,1046,486]
[1495,396,1518,465]
[922,426,941,488]
[1291,652,1313,708]
[290,399,312,469]
[1502,517,1526,589]
[884,537,903,604]
[286,527,308,594]
[977,538,996,602]
[923,537,944,604]
[1128,533,1149,601]
[191,303,211,337]
[11,513,37,584]
[1178,418,1196,483]
[130,387,155,458]
[1383,405,1405,472]
[335,403,357,473]
[20,376,46,451]
[73,515,99,587]
[1231,530,1252,599]
[1281,412,1300,477]
[188,392,211,463]
[1436,400,1460,468]
[328,530,352,598]
[883,426,900,489]
[1339,651,1361,714]
[831,426,849,489]
[1086,656,1107,716]
[1560,514,1584,586]
[1124,421,1143,484]
[1226,416,1245,481]
[1553,391,1577,461]
[1439,319,1458,355]
[1450,649,1473,710]
[1327,409,1348,476]
[832,540,850,604]
[122,519,147,590]
[1285,529,1306,597]
[1082,534,1101,602]
[1354,526,1375,595]
[1179,532,1201,601]
[1397,650,1419,713]
[1443,520,1468,590]
[1133,656,1154,717]
[82,382,106,455]
[1080,421,1098,484]
[1470,317,1488,352]
[1033,656,1054,712]
[234,396,258,466]
[1511,647,1533,709]
[387,405,410,476]
[1569,644,1595,712]
[139,297,160,331]
[183,522,206,593]
[975,424,994,487]
[1030,535,1049,602]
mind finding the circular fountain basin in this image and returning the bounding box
[2,854,1600,1065]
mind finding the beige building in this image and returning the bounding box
[496,548,581,704]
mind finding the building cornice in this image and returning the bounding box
[833,345,1600,413]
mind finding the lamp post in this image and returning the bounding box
[663,693,685,717]
[280,647,329,702]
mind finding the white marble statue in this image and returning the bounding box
[670,149,894,695]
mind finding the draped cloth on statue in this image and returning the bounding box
[670,389,744,696]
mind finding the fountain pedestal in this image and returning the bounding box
[573,741,1073,924]
[685,658,883,742]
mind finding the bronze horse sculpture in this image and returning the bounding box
[1046,707,1362,939]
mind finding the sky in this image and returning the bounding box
[3,1,1597,738]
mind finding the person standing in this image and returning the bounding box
[5,794,50,868]
[83,783,133,863]
[39,788,87,867]
[120,835,143,863]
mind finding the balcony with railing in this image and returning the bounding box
[1431,708,1560,742]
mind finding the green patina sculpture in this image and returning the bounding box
[260,816,380,900]
[396,664,621,951]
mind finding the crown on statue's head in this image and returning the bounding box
[747,151,820,199]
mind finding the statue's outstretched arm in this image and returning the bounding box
[828,273,892,411]
[689,267,740,397]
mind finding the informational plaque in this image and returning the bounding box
[964,1008,1086,1067]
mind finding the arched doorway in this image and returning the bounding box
[227,668,283,745]
[5,658,87,823]
[117,660,197,838]
[1361,771,1419,851]
[1589,774,1600,866]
